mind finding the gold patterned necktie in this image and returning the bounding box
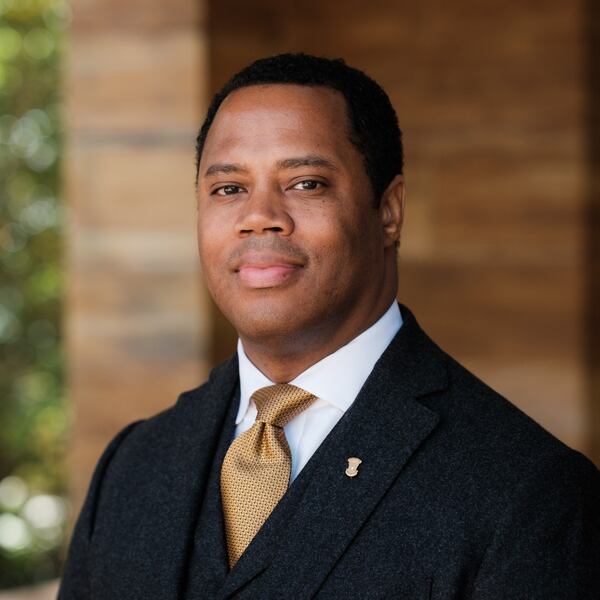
[220,384,317,568]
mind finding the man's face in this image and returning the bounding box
[196,84,400,350]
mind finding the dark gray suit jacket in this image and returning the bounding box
[58,305,600,599]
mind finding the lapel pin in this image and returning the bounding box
[345,457,362,478]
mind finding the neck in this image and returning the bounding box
[240,294,397,383]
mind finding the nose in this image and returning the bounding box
[235,188,294,237]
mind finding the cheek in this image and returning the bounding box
[197,205,230,252]
[317,221,382,292]
[302,220,365,284]
[197,218,226,283]
[310,208,372,256]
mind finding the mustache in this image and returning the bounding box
[227,237,309,268]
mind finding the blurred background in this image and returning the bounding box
[0,0,598,595]
[0,0,67,595]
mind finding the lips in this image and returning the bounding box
[238,264,300,288]
[234,252,304,289]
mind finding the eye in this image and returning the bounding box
[291,180,324,191]
[213,184,245,196]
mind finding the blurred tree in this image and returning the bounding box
[0,0,68,588]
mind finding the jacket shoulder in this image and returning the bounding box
[423,343,599,491]
[80,355,238,510]
[118,354,238,447]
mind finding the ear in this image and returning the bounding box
[380,174,405,248]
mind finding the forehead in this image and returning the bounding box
[201,84,355,163]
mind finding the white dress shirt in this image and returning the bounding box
[235,302,403,482]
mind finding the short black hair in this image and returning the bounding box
[195,53,403,206]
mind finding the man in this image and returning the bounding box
[59,53,599,599]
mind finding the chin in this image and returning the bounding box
[224,298,321,344]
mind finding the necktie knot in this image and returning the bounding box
[252,384,316,428]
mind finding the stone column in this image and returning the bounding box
[64,0,209,508]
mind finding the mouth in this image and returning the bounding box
[234,252,305,289]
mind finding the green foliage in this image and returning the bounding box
[0,0,69,588]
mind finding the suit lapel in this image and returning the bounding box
[131,357,239,598]
[219,306,448,599]
[183,383,241,593]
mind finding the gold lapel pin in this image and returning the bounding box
[345,457,362,478]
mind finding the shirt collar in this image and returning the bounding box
[236,301,403,424]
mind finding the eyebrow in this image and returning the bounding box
[276,155,338,171]
[204,162,248,177]
[203,154,338,178]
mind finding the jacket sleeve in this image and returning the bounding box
[57,420,143,599]
[472,449,600,599]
